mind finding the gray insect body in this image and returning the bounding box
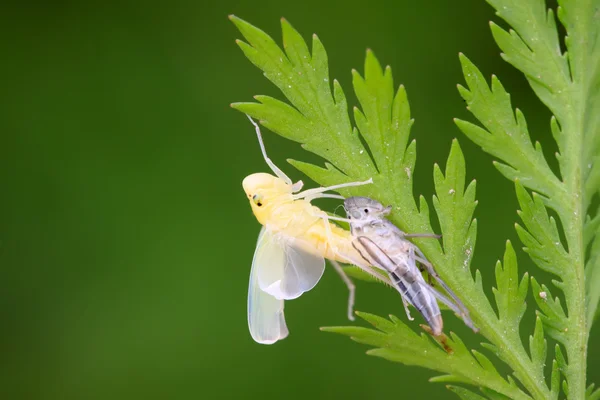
[344,196,477,336]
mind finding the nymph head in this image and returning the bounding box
[343,196,392,221]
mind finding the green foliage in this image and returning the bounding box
[588,384,600,400]
[230,1,599,397]
[230,16,374,180]
[322,312,528,400]
[453,1,600,398]
[448,386,489,400]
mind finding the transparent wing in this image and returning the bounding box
[247,227,289,344]
[279,236,326,299]
[256,231,326,300]
[247,227,326,343]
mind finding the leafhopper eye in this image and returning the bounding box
[252,194,264,207]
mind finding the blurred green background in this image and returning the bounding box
[0,0,597,399]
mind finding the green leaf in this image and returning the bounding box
[530,278,567,342]
[322,313,529,400]
[487,6,569,125]
[481,388,513,400]
[557,0,600,120]
[454,55,562,205]
[447,386,488,400]
[483,242,550,399]
[432,139,477,276]
[472,350,499,375]
[456,1,599,397]
[428,143,549,400]
[585,232,600,327]
[555,344,567,375]
[230,14,585,400]
[231,16,533,397]
[230,15,374,179]
[587,384,596,398]
[588,384,600,400]
[529,317,546,379]
[584,214,600,248]
[492,241,528,325]
[514,182,569,276]
[551,359,561,400]
[352,50,413,179]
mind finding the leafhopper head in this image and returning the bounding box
[243,172,292,223]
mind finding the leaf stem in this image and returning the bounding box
[560,92,588,400]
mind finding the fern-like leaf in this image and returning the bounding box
[531,277,568,342]
[230,16,375,180]
[514,182,569,277]
[455,54,563,208]
[454,1,598,397]
[322,312,528,400]
[588,384,600,400]
[447,386,489,400]
[586,234,600,325]
[483,242,552,399]
[492,241,528,327]
[230,15,577,400]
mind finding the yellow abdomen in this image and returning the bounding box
[258,198,366,266]
[300,217,365,264]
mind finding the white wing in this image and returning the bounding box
[248,227,289,344]
[256,231,325,300]
[247,227,326,344]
